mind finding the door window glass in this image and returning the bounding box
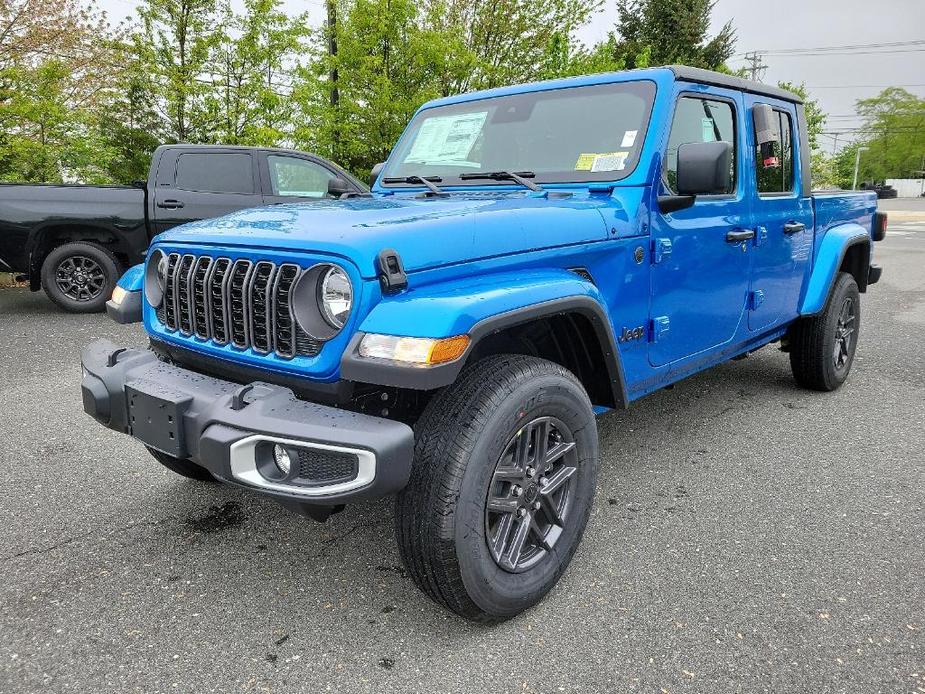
[175,153,254,194]
[754,109,794,194]
[268,156,336,197]
[665,96,737,194]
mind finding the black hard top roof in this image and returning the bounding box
[667,65,804,104]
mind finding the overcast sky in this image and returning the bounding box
[98,0,924,153]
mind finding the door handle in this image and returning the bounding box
[157,199,184,210]
[783,222,806,235]
[726,229,756,243]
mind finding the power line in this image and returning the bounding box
[742,51,767,82]
[735,39,925,56]
[808,83,925,89]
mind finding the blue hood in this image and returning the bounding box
[155,192,628,278]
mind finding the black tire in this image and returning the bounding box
[40,241,120,313]
[145,446,215,481]
[395,354,600,622]
[789,271,861,391]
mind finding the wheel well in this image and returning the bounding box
[29,226,127,289]
[467,312,617,408]
[839,240,870,293]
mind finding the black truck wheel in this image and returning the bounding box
[789,271,861,391]
[395,355,600,622]
[40,242,120,313]
[145,446,215,481]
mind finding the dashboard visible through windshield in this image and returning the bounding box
[382,80,656,187]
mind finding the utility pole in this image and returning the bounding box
[852,146,869,190]
[743,51,768,82]
[326,0,340,157]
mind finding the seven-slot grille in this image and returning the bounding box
[155,253,321,358]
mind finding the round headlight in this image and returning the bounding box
[318,265,353,329]
[145,249,166,307]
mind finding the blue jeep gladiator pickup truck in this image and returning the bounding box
[80,66,885,621]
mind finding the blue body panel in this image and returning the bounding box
[130,67,879,407]
[117,263,144,292]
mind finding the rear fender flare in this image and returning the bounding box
[800,223,870,316]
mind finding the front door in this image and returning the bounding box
[152,150,262,233]
[649,89,751,367]
[744,96,814,331]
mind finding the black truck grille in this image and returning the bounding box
[155,253,321,358]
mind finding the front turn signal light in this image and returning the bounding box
[110,285,128,306]
[358,334,470,366]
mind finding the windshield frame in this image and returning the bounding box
[380,79,658,189]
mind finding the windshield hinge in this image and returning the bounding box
[377,248,408,294]
[651,238,672,264]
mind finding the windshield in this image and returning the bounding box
[382,80,656,187]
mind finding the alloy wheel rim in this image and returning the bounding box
[55,256,106,302]
[833,296,855,370]
[485,416,578,573]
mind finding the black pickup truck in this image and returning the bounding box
[0,145,366,312]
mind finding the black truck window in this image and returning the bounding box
[754,109,794,194]
[665,96,737,195]
[267,156,335,197]
[175,153,254,194]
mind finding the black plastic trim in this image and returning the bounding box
[105,290,142,324]
[80,339,414,507]
[340,296,628,408]
[868,264,882,285]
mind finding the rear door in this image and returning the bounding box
[744,96,814,331]
[648,88,752,367]
[151,150,262,233]
[260,153,341,204]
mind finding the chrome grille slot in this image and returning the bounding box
[208,258,231,344]
[248,261,277,354]
[228,260,253,349]
[176,254,195,334]
[192,256,213,339]
[162,253,180,329]
[153,252,322,359]
[272,264,300,358]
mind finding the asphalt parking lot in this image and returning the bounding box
[2,212,923,694]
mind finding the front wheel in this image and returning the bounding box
[395,355,600,622]
[789,271,861,391]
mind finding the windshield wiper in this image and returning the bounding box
[458,170,543,192]
[382,175,446,195]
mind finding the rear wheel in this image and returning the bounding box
[145,446,215,481]
[41,242,120,313]
[395,354,599,622]
[789,271,861,391]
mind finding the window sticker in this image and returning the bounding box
[405,112,488,164]
[590,151,629,172]
[701,117,716,142]
[621,130,638,148]
[574,153,597,171]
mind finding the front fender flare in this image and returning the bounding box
[800,224,870,316]
[340,269,627,406]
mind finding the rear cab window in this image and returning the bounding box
[753,107,795,195]
[175,153,255,194]
[664,95,738,195]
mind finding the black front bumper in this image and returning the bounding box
[80,339,415,509]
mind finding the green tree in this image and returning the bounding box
[205,0,309,146]
[850,88,925,183]
[134,0,223,143]
[602,0,736,70]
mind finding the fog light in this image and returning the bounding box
[111,285,127,306]
[273,444,292,475]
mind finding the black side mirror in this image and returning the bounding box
[327,177,351,198]
[369,162,384,188]
[676,141,733,196]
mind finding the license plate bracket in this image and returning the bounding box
[125,382,193,459]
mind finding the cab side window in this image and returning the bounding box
[754,108,794,194]
[665,96,737,195]
[268,156,336,198]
